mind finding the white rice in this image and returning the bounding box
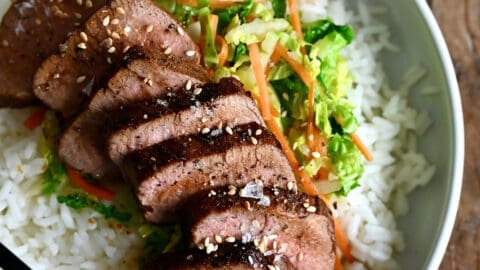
[0,1,434,269]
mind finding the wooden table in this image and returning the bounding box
[428,0,480,269]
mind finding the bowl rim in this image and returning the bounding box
[414,0,465,269]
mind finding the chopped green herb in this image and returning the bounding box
[271,0,286,18]
[213,0,254,33]
[58,193,132,222]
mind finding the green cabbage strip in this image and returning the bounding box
[138,224,181,258]
[57,193,132,222]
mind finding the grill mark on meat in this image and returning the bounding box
[142,242,295,270]
[0,0,107,107]
[58,48,208,179]
[182,186,336,270]
[120,123,295,223]
[33,0,201,117]
[106,78,264,162]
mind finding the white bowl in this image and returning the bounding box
[345,0,464,269]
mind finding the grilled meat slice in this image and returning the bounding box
[0,0,107,107]
[33,0,200,117]
[182,185,336,270]
[142,242,294,270]
[120,123,296,223]
[107,78,264,163]
[58,49,208,179]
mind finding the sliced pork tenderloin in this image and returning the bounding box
[182,184,336,270]
[107,77,264,163]
[142,242,294,270]
[58,48,208,179]
[0,0,107,107]
[120,123,296,223]
[33,0,200,116]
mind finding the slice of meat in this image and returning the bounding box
[107,78,264,163]
[120,123,296,223]
[58,48,208,179]
[182,184,336,270]
[142,242,294,270]
[0,0,107,107]
[33,0,200,117]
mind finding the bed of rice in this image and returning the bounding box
[0,1,434,269]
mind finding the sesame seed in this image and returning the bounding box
[146,24,154,33]
[74,12,82,19]
[201,127,210,134]
[247,129,252,136]
[292,142,298,150]
[253,239,260,247]
[209,190,217,196]
[80,32,88,42]
[143,114,148,120]
[272,240,278,250]
[197,243,205,250]
[225,126,233,135]
[111,18,119,25]
[77,42,87,49]
[298,166,304,171]
[250,137,258,145]
[107,46,116,53]
[185,50,196,57]
[35,18,42,25]
[306,206,317,213]
[297,252,304,261]
[122,45,131,53]
[1,40,8,47]
[116,7,125,14]
[281,110,288,117]
[101,38,113,48]
[255,129,262,136]
[185,80,192,90]
[124,26,131,33]
[76,75,86,84]
[53,73,60,79]
[244,201,251,211]
[177,26,184,36]
[164,47,172,55]
[303,202,310,208]
[102,16,110,26]
[267,266,276,270]
[248,256,254,265]
[227,186,236,196]
[76,0,83,6]
[214,235,223,243]
[312,152,321,159]
[225,236,235,243]
[193,87,202,95]
[308,134,314,142]
[204,237,210,246]
[111,32,120,39]
[287,181,294,191]
[85,0,92,8]
[255,179,263,186]
[282,92,289,101]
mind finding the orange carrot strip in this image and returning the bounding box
[334,218,354,263]
[334,252,343,270]
[66,167,115,201]
[265,119,318,196]
[250,93,280,117]
[24,107,47,130]
[287,0,306,54]
[210,14,218,35]
[248,43,272,120]
[334,114,372,161]
[316,166,330,180]
[351,133,373,161]
[215,35,228,66]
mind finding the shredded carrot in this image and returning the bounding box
[334,252,343,270]
[215,35,228,67]
[265,47,282,76]
[250,93,280,117]
[334,114,372,161]
[210,14,218,35]
[66,167,115,201]
[24,107,47,130]
[287,0,306,54]
[316,166,330,180]
[334,218,354,263]
[351,133,373,161]
[248,43,272,120]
